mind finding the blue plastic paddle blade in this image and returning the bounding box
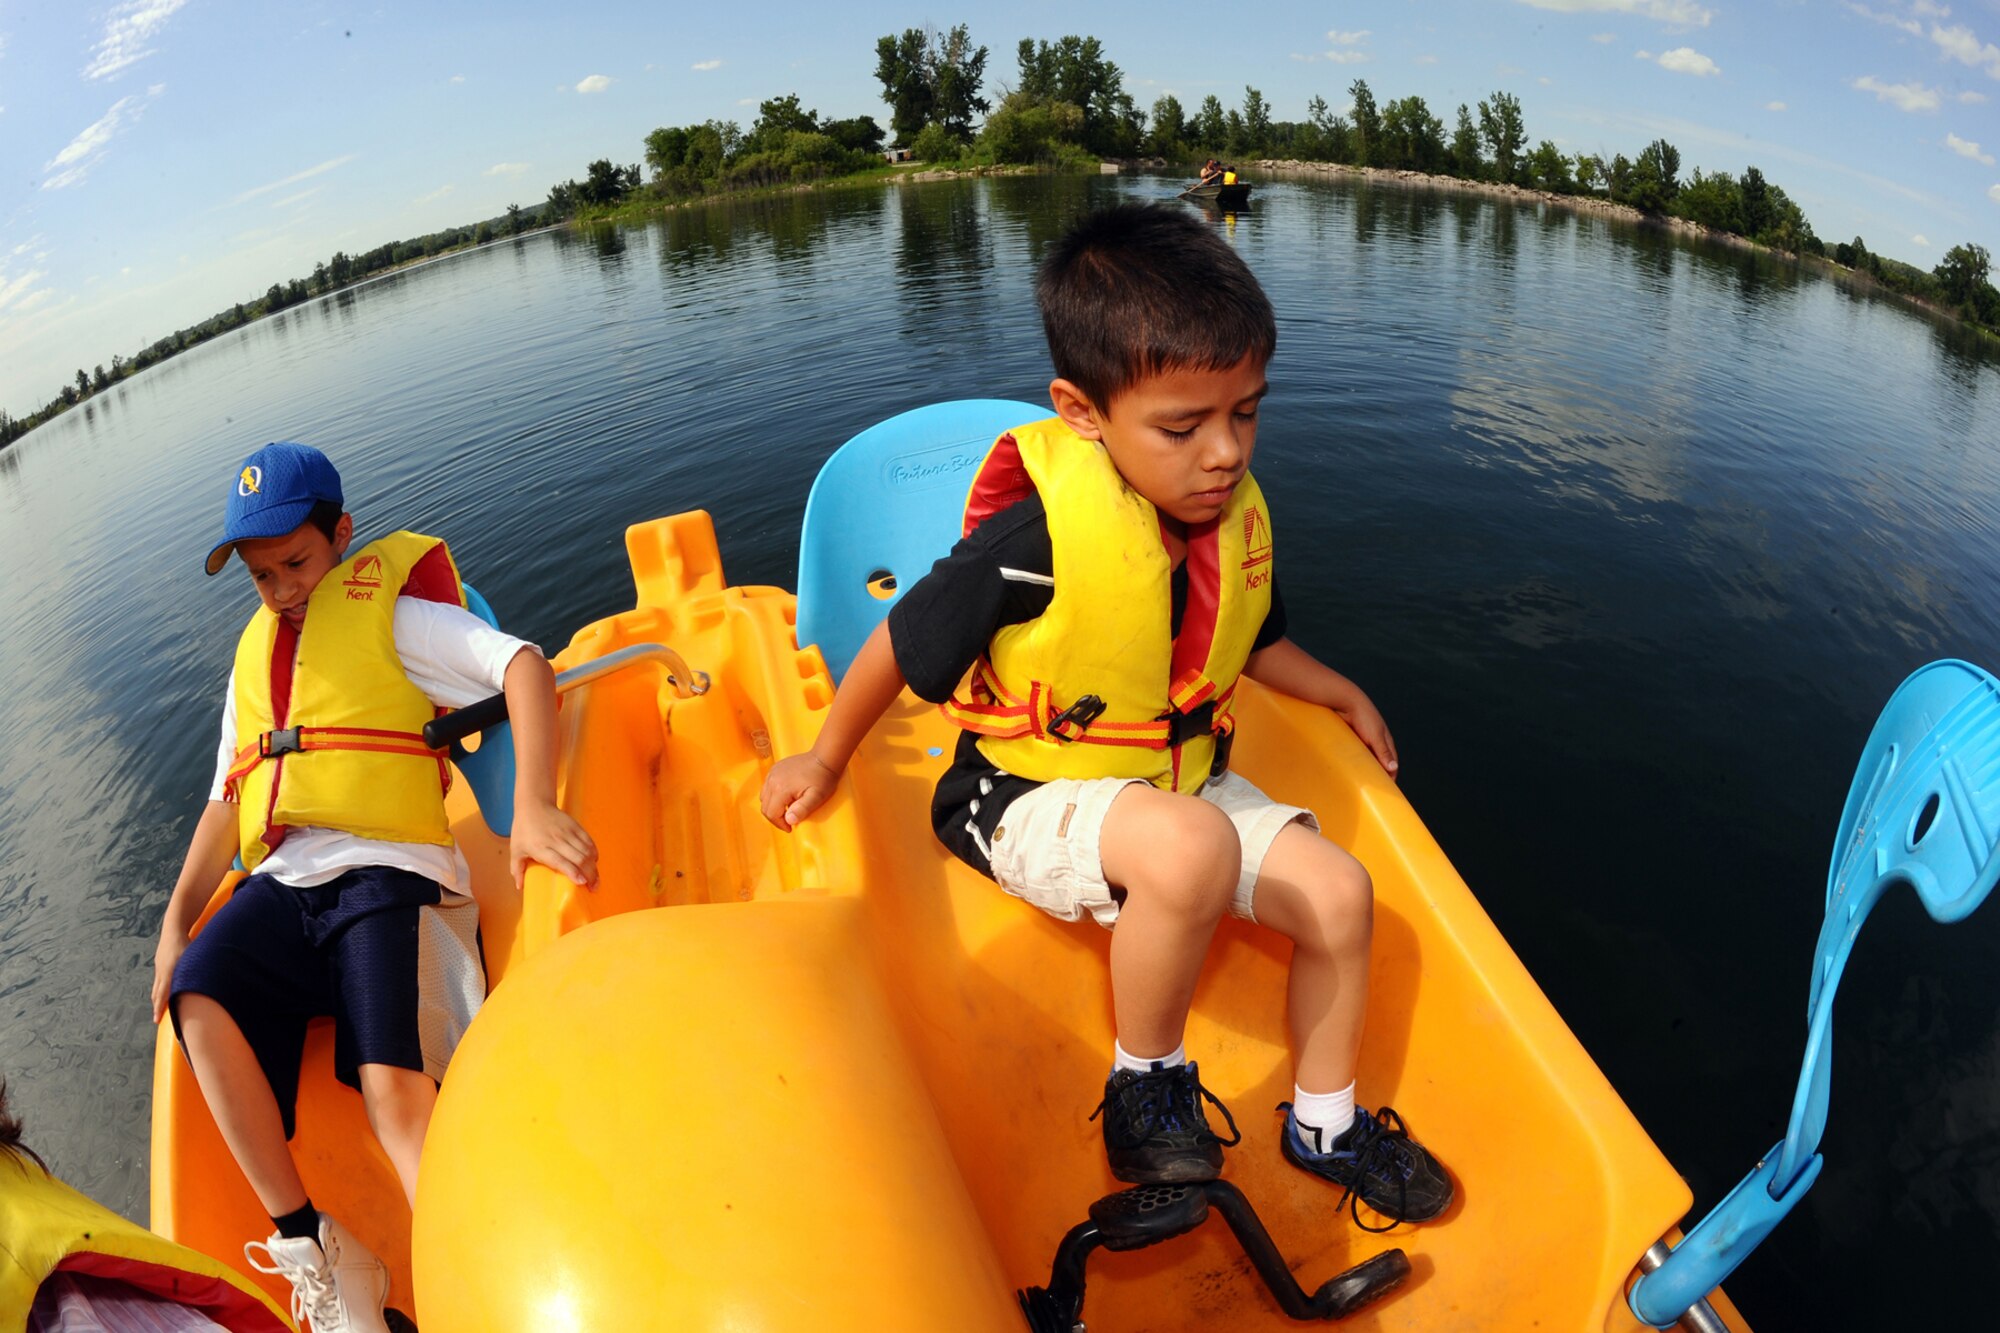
[796,399,1045,682]
[1824,659,2000,935]
[452,583,518,836]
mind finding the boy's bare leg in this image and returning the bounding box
[1097,785,1239,1056]
[358,1064,436,1208]
[176,994,311,1217]
[1247,823,1373,1092]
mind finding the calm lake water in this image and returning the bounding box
[3,172,1997,1329]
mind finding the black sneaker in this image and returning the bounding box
[1280,1102,1454,1229]
[1090,1061,1242,1184]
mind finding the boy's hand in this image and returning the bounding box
[1335,695,1399,780]
[151,931,188,1024]
[760,753,840,830]
[511,799,598,890]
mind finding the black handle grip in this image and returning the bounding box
[424,692,510,750]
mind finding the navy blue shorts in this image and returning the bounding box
[170,865,442,1139]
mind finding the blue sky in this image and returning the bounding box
[3,1,1997,419]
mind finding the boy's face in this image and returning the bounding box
[1051,353,1269,526]
[235,514,353,628]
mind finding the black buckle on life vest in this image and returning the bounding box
[1047,694,1108,742]
[1162,700,1216,748]
[260,727,304,758]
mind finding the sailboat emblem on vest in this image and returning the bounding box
[344,554,384,589]
[1241,505,1272,571]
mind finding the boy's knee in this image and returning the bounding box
[1109,791,1239,916]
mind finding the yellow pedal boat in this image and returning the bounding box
[152,409,1752,1332]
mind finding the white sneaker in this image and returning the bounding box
[245,1212,392,1333]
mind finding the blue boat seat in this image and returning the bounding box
[796,399,1045,682]
[452,583,519,836]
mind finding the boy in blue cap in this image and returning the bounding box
[150,442,597,1332]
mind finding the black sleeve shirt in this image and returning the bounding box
[887,494,1287,878]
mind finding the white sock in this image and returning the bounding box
[1113,1040,1187,1073]
[1291,1081,1357,1153]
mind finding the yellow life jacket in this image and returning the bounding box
[941,418,1273,793]
[224,531,466,870]
[0,1154,290,1330]
[1222,170,1238,185]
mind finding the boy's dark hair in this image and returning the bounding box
[1,1078,48,1172]
[305,499,343,542]
[1035,202,1276,411]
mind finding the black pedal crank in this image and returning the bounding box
[1015,1179,1411,1329]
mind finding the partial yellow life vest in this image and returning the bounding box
[942,418,1273,793]
[0,1154,290,1330]
[1222,170,1238,185]
[225,531,466,870]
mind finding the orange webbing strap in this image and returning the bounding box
[223,727,442,799]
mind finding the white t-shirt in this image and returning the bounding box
[210,596,535,898]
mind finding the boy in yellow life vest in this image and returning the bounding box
[761,203,1453,1226]
[149,443,598,1332]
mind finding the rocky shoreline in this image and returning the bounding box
[1244,157,1764,254]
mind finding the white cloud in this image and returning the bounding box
[271,187,319,209]
[1635,49,1653,60]
[691,59,722,72]
[0,265,48,312]
[42,91,156,189]
[1962,90,1990,104]
[1989,183,2000,204]
[1326,49,1373,64]
[1854,74,1942,111]
[230,154,356,206]
[1327,29,1370,45]
[1416,54,1439,65]
[1657,46,1720,75]
[1516,1,1712,27]
[1913,234,1929,247]
[1767,100,1787,111]
[449,75,465,85]
[575,73,613,93]
[485,162,529,176]
[1847,3,1923,37]
[414,184,455,206]
[1591,32,1617,44]
[1946,132,1995,164]
[84,0,188,81]
[1540,75,1554,84]
[1931,23,2000,79]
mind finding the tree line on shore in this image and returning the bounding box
[6,24,1994,447]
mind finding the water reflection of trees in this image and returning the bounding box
[892,181,1001,349]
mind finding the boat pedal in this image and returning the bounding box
[1088,1183,1209,1251]
[384,1310,418,1332]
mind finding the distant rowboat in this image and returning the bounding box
[1182,178,1252,208]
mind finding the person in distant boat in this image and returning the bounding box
[760,203,1453,1228]
[1198,157,1224,186]
[150,444,598,1333]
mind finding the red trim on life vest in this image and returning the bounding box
[400,542,464,606]
[1170,516,1222,701]
[963,433,1035,538]
[54,1251,290,1331]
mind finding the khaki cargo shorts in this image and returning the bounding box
[985,770,1318,928]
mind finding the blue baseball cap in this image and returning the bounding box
[204,442,345,575]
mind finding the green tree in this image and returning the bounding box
[74,369,90,398]
[506,203,525,234]
[1381,95,1445,172]
[1936,243,1992,307]
[1524,140,1573,192]
[1574,154,1603,194]
[875,29,934,144]
[1450,104,1481,178]
[978,92,1086,164]
[1477,91,1525,184]
[874,25,988,145]
[1148,94,1187,159]
[1016,35,1134,156]
[747,94,819,155]
[577,158,630,206]
[1194,95,1227,153]
[1349,79,1381,167]
[822,115,886,154]
[1676,168,1740,231]
[91,364,109,391]
[1240,86,1271,156]
[264,282,286,312]
[1627,138,1680,213]
[1306,96,1350,162]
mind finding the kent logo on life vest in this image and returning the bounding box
[1242,505,1272,589]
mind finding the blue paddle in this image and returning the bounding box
[1630,659,2000,1327]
